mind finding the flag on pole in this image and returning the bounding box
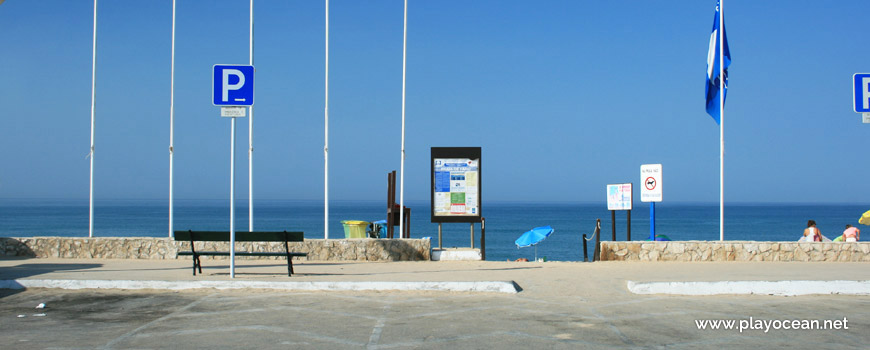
[705,0,730,124]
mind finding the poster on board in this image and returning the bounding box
[606,183,633,211]
[431,147,482,223]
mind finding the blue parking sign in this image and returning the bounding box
[854,73,870,113]
[213,65,254,106]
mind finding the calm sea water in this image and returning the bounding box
[1,199,866,262]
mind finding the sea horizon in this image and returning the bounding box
[2,197,868,206]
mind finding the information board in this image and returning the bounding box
[607,183,633,211]
[431,147,482,223]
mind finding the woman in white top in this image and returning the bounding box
[803,220,821,242]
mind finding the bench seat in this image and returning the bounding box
[178,251,308,257]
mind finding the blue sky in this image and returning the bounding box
[1,0,868,204]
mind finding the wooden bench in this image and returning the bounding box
[174,230,306,276]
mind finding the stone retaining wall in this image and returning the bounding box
[600,241,870,262]
[0,237,430,261]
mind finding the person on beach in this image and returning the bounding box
[803,220,821,242]
[843,225,860,242]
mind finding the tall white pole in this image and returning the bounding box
[230,118,236,278]
[89,0,98,238]
[169,0,176,238]
[398,0,408,238]
[324,0,330,239]
[248,0,254,232]
[719,0,725,241]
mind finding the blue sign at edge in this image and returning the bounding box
[853,73,870,113]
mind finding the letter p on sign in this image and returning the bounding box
[213,65,254,106]
[222,69,244,102]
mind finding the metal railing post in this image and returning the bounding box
[480,217,486,261]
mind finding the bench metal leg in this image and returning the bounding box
[193,255,202,276]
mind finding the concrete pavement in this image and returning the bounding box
[1,258,869,349]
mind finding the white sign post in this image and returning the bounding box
[213,65,254,279]
[640,164,662,241]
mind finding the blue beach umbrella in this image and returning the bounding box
[515,226,554,261]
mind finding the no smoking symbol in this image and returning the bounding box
[645,177,656,191]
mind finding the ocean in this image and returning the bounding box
[1,199,866,262]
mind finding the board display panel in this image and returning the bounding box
[431,147,482,223]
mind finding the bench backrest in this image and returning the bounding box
[173,231,304,242]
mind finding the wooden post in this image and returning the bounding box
[627,209,631,241]
[594,219,602,261]
[611,210,616,241]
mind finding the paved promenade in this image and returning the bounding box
[1,258,868,349]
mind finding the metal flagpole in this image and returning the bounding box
[398,0,407,238]
[89,0,98,238]
[169,0,176,238]
[719,0,725,241]
[324,0,330,239]
[248,0,254,232]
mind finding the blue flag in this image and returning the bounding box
[705,1,731,124]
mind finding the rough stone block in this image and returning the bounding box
[667,244,685,254]
[745,243,758,253]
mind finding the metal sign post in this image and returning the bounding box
[649,202,656,241]
[214,65,254,278]
[229,116,237,278]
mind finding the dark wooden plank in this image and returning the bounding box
[236,231,304,242]
[173,231,304,242]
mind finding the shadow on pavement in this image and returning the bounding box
[0,259,103,298]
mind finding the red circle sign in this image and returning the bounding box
[644,177,656,190]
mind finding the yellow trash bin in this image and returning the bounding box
[341,220,369,239]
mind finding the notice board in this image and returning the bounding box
[606,183,633,211]
[431,147,482,223]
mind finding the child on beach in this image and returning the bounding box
[803,220,821,242]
